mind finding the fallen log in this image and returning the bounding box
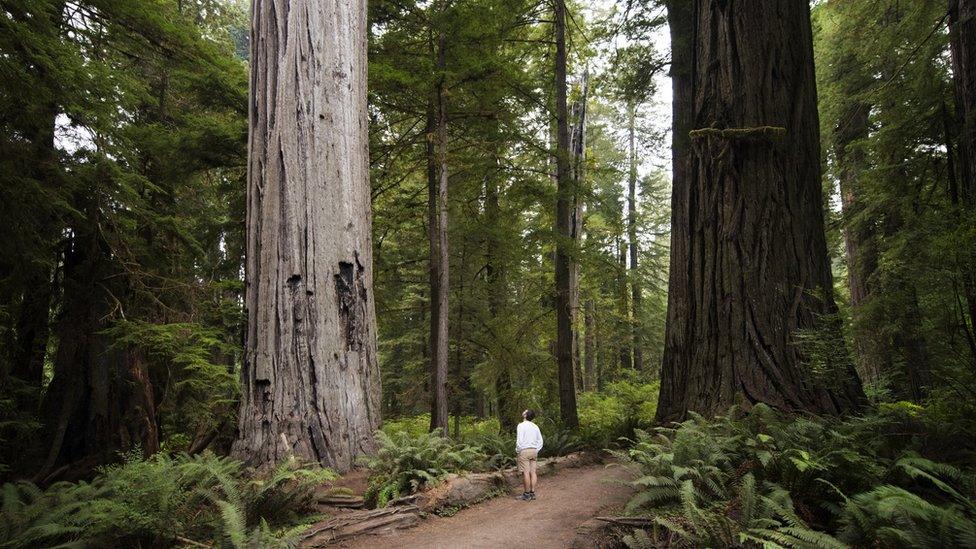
[316,495,365,509]
[299,505,421,547]
[595,516,655,527]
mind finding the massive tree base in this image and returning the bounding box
[657,0,865,422]
[233,0,380,473]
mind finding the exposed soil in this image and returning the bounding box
[338,462,634,548]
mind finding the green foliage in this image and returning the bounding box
[616,405,976,548]
[381,415,519,469]
[0,452,335,548]
[578,378,659,448]
[363,430,486,508]
[463,429,517,470]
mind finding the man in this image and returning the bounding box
[515,409,543,501]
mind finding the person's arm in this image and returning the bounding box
[515,423,525,453]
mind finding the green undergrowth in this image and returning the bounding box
[363,430,486,508]
[0,452,335,549]
[577,378,660,448]
[614,403,976,548]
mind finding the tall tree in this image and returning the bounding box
[626,102,643,372]
[233,0,380,472]
[657,0,865,421]
[949,0,976,206]
[427,28,450,437]
[949,0,976,343]
[659,0,693,410]
[553,0,579,429]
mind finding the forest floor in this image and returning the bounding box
[338,462,634,548]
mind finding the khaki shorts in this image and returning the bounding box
[517,448,538,472]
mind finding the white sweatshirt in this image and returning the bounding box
[515,420,544,453]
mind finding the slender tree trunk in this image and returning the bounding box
[948,0,976,354]
[452,245,467,439]
[834,101,887,384]
[12,105,57,387]
[617,240,631,370]
[659,0,694,413]
[233,0,380,472]
[553,0,578,429]
[426,32,450,437]
[627,102,644,373]
[943,102,976,360]
[10,2,63,392]
[881,204,932,402]
[485,170,514,430]
[583,298,596,391]
[569,72,588,395]
[657,0,865,421]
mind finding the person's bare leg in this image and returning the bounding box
[529,460,537,493]
[522,468,531,494]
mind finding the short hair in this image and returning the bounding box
[524,409,536,421]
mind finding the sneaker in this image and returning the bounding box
[517,492,532,501]
[529,491,536,500]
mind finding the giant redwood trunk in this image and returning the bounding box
[656,0,865,422]
[553,0,578,429]
[233,0,380,472]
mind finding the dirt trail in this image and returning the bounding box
[340,463,633,548]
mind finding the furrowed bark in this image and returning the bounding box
[233,0,380,472]
[657,0,866,421]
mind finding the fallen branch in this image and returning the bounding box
[299,505,421,547]
[595,516,656,527]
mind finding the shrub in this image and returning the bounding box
[363,430,486,507]
[0,452,334,548]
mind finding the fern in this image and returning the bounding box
[616,405,976,548]
[364,430,486,508]
[0,452,332,549]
